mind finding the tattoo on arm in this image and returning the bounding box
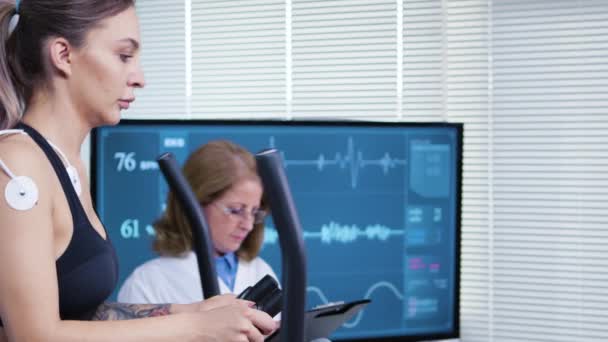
[92,302,171,321]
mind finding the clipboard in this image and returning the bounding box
[266,299,371,341]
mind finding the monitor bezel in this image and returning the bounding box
[90,118,462,342]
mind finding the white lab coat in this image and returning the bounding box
[117,251,278,304]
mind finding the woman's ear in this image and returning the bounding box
[47,37,73,77]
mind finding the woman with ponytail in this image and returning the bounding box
[0,1,276,341]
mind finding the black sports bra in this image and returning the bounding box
[0,123,118,326]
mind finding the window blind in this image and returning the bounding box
[440,1,491,341]
[487,0,608,340]
[125,0,187,118]
[190,0,286,118]
[402,0,445,121]
[291,0,397,118]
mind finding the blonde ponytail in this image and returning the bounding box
[0,3,23,129]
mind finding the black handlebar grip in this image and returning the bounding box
[259,287,283,318]
[243,275,279,304]
[237,275,282,317]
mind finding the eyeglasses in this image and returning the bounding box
[212,202,268,224]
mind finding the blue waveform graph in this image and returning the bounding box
[268,136,407,189]
[263,222,404,246]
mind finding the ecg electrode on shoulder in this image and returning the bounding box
[0,129,39,211]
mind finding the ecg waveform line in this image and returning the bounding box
[268,136,406,189]
[307,281,404,329]
[263,222,404,245]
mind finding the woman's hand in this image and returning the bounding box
[186,299,279,341]
[199,294,252,312]
[171,294,252,314]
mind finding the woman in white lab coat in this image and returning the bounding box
[118,140,278,304]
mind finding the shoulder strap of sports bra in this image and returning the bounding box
[15,122,83,225]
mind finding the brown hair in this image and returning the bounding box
[0,0,135,129]
[153,140,267,261]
